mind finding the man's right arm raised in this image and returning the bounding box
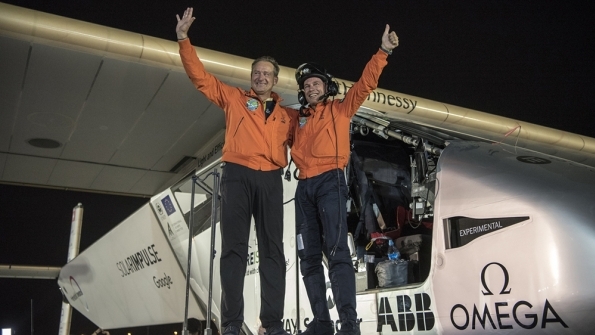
[176,7,234,108]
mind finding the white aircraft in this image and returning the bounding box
[2,3,595,335]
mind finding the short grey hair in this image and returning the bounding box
[252,56,280,77]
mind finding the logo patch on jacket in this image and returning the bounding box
[246,99,259,112]
[299,117,308,128]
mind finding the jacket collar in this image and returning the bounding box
[305,99,330,113]
[246,89,283,103]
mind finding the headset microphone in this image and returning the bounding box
[318,92,330,101]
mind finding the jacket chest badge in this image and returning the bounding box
[246,99,259,112]
[299,117,308,128]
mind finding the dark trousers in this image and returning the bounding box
[295,169,357,324]
[220,162,286,329]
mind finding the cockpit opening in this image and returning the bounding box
[348,120,440,291]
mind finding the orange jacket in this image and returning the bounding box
[179,39,296,171]
[290,49,388,179]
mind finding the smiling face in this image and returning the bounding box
[302,76,327,106]
[251,61,278,99]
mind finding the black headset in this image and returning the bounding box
[295,62,339,107]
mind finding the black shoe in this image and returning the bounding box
[300,319,335,335]
[265,326,291,335]
[336,321,359,335]
[223,325,240,335]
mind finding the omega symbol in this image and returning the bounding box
[481,262,511,295]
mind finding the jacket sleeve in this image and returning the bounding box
[178,38,239,111]
[340,49,389,117]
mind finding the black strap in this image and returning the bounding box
[284,158,293,181]
[299,106,311,117]
[264,100,276,119]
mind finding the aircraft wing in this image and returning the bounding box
[0,3,230,197]
[1,2,595,200]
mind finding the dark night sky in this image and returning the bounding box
[1,0,595,334]
[0,184,149,334]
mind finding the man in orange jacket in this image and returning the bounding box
[291,25,399,335]
[176,8,294,335]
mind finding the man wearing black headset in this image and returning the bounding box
[290,25,399,335]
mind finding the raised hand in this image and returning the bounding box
[176,7,195,40]
[381,24,399,52]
